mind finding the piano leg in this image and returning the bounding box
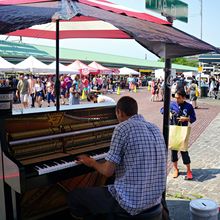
[11,189,22,220]
[0,181,14,220]
[0,178,7,220]
[1,140,13,219]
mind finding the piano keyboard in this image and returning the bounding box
[34,152,108,175]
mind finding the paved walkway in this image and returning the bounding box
[166,112,220,220]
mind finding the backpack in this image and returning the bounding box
[176,79,185,90]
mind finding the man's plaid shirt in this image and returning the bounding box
[106,114,167,215]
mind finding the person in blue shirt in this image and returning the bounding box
[161,90,196,180]
[68,96,167,220]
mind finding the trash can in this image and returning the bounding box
[190,199,219,220]
[200,86,208,97]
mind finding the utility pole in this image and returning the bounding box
[198,0,203,95]
[200,0,203,40]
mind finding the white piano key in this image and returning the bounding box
[35,152,107,175]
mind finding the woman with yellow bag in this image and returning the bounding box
[188,79,199,109]
[172,90,196,180]
[160,90,196,180]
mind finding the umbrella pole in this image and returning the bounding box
[162,58,171,205]
[163,58,171,148]
[55,19,60,111]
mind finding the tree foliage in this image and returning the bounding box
[159,57,198,67]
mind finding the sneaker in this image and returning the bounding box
[172,169,179,178]
[185,171,193,180]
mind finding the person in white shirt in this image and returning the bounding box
[34,78,44,107]
[87,93,115,103]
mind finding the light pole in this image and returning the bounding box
[198,0,203,96]
[200,0,203,40]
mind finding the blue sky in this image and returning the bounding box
[1,0,219,60]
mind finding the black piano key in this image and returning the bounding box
[46,161,55,167]
[63,157,74,162]
[38,164,46,169]
[35,166,41,171]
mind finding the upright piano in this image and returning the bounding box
[0,103,118,220]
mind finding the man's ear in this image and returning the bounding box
[120,110,126,118]
[115,108,120,118]
[118,109,128,119]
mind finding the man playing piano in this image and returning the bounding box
[68,96,167,220]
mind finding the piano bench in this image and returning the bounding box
[114,204,162,220]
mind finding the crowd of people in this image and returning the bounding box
[150,74,220,107]
[208,76,220,99]
[0,72,219,109]
[0,73,147,109]
[150,78,165,102]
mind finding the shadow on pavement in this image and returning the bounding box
[191,168,220,182]
[195,107,209,110]
[167,199,190,220]
[172,168,220,182]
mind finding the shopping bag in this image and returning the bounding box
[168,125,191,151]
[195,85,200,97]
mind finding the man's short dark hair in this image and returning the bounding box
[116,96,138,116]
[176,89,186,97]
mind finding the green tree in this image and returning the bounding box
[159,57,198,67]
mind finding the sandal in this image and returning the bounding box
[185,171,193,180]
[172,169,179,178]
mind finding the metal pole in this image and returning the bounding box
[162,58,171,211]
[200,0,203,40]
[163,59,171,148]
[55,20,60,111]
[199,0,203,95]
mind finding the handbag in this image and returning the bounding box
[168,125,191,151]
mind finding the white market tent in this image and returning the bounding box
[119,67,140,76]
[48,61,79,75]
[15,55,52,73]
[0,56,16,72]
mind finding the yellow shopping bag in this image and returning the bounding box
[168,125,191,151]
[195,85,200,97]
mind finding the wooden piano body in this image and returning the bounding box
[0,103,118,220]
